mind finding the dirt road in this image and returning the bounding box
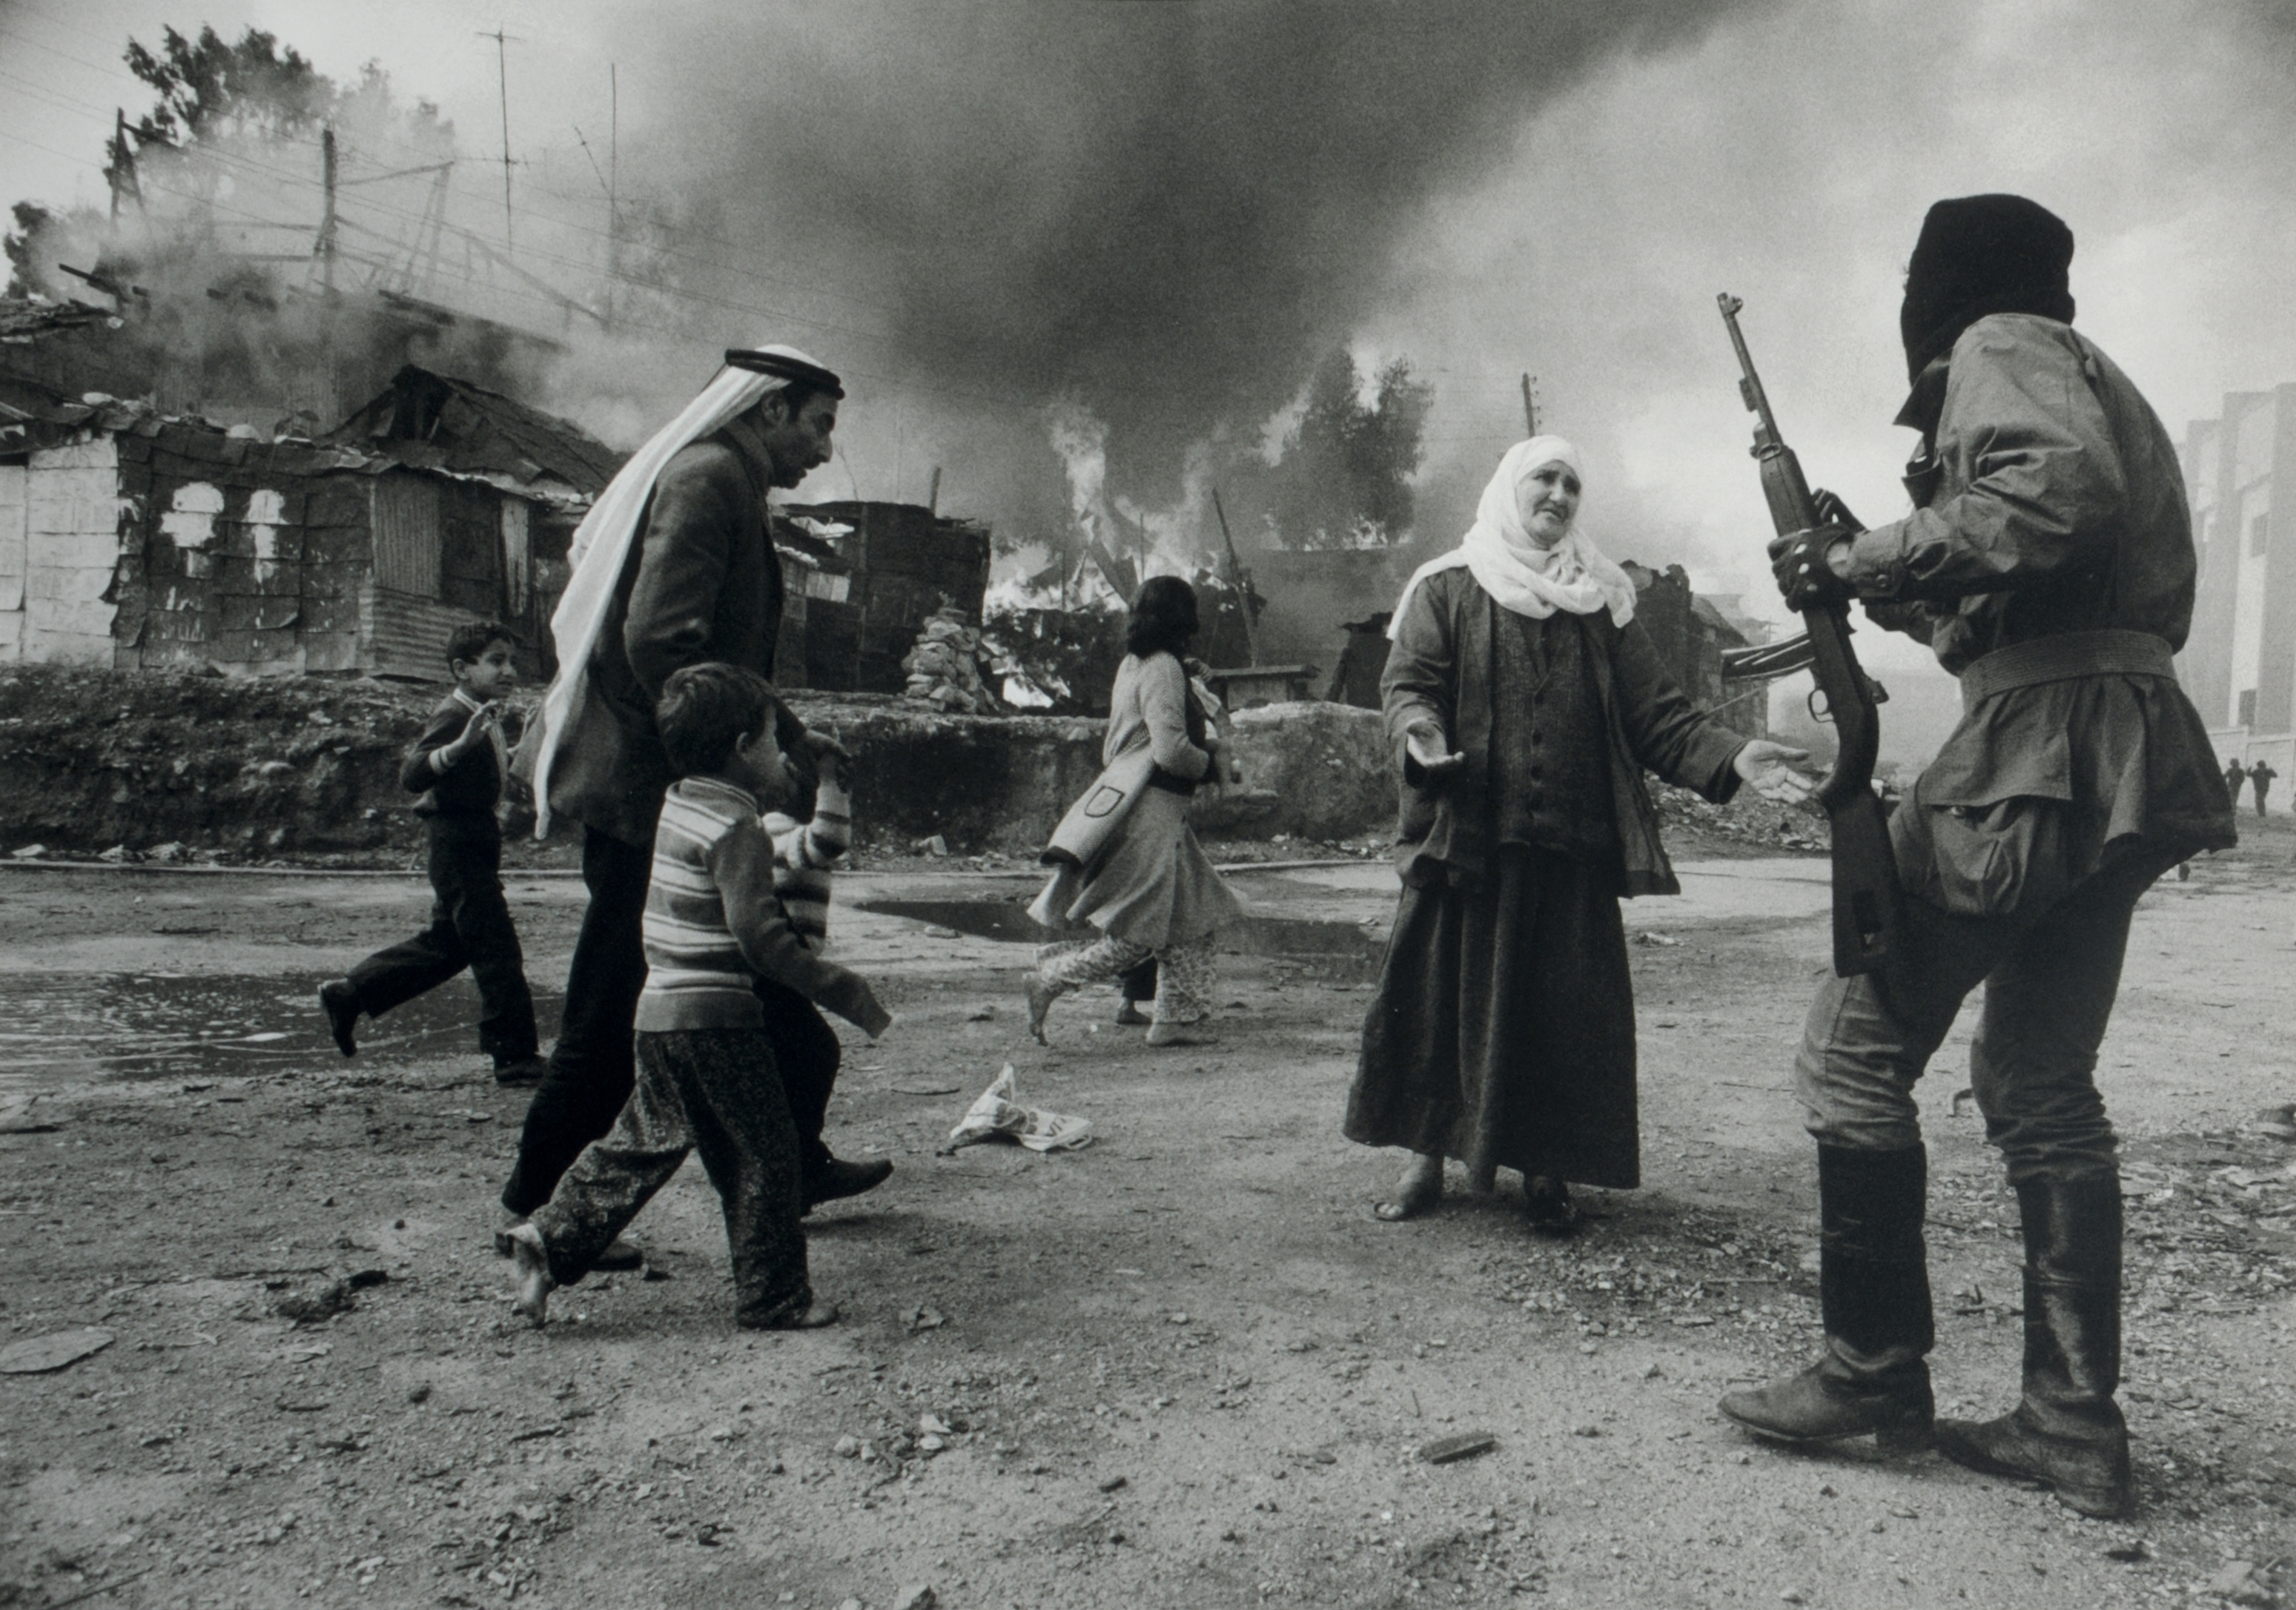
[3,823,2293,1609]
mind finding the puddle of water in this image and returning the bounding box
[852,898,1387,981]
[0,973,563,1094]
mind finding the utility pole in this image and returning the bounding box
[609,65,619,317]
[107,110,144,222]
[927,466,942,517]
[1211,489,1258,666]
[314,126,338,294]
[1520,373,1540,437]
[480,26,520,253]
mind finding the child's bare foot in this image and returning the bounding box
[1025,975,1059,1044]
[506,1224,554,1328]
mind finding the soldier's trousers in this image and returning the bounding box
[1794,852,2175,1185]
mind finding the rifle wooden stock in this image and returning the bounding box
[1718,293,1903,979]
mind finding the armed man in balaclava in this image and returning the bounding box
[1718,195,2236,1520]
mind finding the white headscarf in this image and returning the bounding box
[527,343,827,835]
[1389,435,1637,637]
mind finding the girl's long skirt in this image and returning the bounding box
[1345,844,1641,1190]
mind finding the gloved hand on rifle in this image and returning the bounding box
[1769,487,1863,609]
[1766,501,1856,612]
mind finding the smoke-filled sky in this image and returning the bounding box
[7,0,2296,665]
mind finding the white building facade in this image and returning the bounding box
[2178,385,2296,812]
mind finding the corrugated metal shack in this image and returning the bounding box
[0,391,579,680]
[772,500,992,693]
[325,365,623,673]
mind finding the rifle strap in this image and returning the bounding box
[1959,629,2173,712]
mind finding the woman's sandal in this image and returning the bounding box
[1524,1176,1581,1236]
[1143,1020,1215,1047]
[1374,1157,1443,1222]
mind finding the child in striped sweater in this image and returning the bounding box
[508,663,890,1331]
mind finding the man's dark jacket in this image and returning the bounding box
[546,417,799,847]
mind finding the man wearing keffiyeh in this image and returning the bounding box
[500,346,894,1254]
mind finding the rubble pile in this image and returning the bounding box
[901,605,1002,715]
[1651,784,1828,855]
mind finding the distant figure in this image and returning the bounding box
[1026,577,1243,1047]
[2250,760,2277,817]
[1325,612,1394,709]
[320,622,542,1083]
[2226,757,2249,801]
[1345,437,1810,1232]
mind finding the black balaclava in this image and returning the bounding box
[1899,193,2076,382]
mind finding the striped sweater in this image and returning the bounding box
[633,775,889,1036]
[761,778,852,946]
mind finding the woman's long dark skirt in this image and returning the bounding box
[1346,844,1640,1189]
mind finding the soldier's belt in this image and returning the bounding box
[1959,629,2175,712]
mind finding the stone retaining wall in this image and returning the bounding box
[0,668,1400,860]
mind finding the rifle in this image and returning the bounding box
[1716,292,1902,980]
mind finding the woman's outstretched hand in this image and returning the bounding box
[1403,720,1466,784]
[1733,740,1819,804]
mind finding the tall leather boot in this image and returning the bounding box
[1719,1144,1935,1452]
[1936,1177,2133,1518]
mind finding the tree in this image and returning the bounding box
[1265,349,1434,550]
[118,26,332,156]
[100,26,453,219]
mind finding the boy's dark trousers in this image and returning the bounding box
[503,829,846,1216]
[529,1025,812,1327]
[348,813,536,1063]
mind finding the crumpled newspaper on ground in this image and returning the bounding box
[947,1063,1093,1152]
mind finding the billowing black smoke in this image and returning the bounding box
[621,0,1770,508]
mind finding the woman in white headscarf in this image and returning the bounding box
[1345,438,1813,1228]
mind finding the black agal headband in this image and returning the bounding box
[724,348,846,398]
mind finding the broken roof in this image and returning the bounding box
[0,387,576,496]
[326,364,623,497]
[0,296,119,345]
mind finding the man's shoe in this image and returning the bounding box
[492,1054,548,1087]
[804,1156,893,1212]
[319,980,360,1058]
[592,1238,645,1273]
[1719,1355,1935,1453]
[1935,1408,2133,1519]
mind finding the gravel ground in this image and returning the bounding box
[1,821,2292,1609]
